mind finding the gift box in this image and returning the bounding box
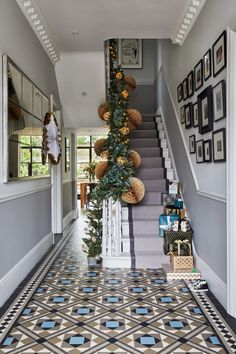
[174,199,183,208]
[171,255,193,270]
[159,214,180,237]
[169,239,192,256]
[164,230,192,254]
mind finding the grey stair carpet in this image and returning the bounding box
[129,115,169,268]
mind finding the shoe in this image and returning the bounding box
[189,280,208,292]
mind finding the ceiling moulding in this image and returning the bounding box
[171,0,206,46]
[16,0,60,65]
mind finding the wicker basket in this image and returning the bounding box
[171,255,193,270]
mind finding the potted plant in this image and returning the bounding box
[82,160,97,181]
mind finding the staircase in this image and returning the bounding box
[122,115,171,268]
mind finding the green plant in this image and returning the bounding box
[82,160,97,180]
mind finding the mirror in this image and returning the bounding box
[3,55,50,182]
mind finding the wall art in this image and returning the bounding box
[212,30,227,77]
[197,86,213,134]
[212,128,226,162]
[213,80,226,121]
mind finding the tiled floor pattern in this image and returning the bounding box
[0,222,236,353]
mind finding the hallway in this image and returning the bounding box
[0,217,236,353]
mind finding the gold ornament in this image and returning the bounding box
[126,109,142,130]
[115,72,123,80]
[94,138,107,156]
[124,139,129,144]
[121,89,129,99]
[125,76,137,91]
[98,102,109,120]
[95,161,108,180]
[103,111,111,121]
[119,127,130,135]
[121,177,145,204]
[128,150,141,169]
[100,150,109,159]
[116,156,127,165]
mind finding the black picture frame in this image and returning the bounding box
[185,102,193,129]
[197,86,213,134]
[182,78,188,100]
[189,135,196,154]
[196,139,204,163]
[193,102,199,127]
[65,137,70,172]
[194,59,203,91]
[212,30,227,77]
[203,139,212,162]
[180,105,185,124]
[212,128,226,162]
[177,84,183,102]
[187,71,194,97]
[203,49,212,81]
[213,80,226,121]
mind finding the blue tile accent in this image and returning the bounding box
[76,307,91,314]
[59,279,73,285]
[3,337,14,346]
[22,308,31,315]
[135,307,148,314]
[51,297,66,303]
[152,279,165,284]
[86,272,97,277]
[107,296,119,303]
[129,272,142,277]
[140,336,155,345]
[132,287,144,293]
[69,336,85,345]
[107,279,120,284]
[82,287,94,293]
[105,321,119,328]
[41,321,56,329]
[169,320,184,328]
[209,336,221,345]
[160,297,173,303]
[36,287,45,293]
[180,287,189,293]
[192,307,202,314]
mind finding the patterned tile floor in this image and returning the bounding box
[0,219,236,353]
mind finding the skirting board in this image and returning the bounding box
[63,209,77,230]
[194,248,227,309]
[0,232,53,307]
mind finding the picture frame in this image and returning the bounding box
[197,86,213,134]
[177,83,183,102]
[118,39,142,68]
[189,135,196,154]
[187,71,194,97]
[212,128,226,162]
[213,80,226,121]
[204,139,212,162]
[196,140,204,163]
[182,78,188,100]
[185,102,193,129]
[203,49,212,81]
[212,30,227,77]
[65,137,71,172]
[180,105,185,124]
[194,59,203,91]
[193,102,199,127]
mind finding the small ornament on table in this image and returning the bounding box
[119,126,130,135]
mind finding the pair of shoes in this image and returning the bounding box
[189,280,208,292]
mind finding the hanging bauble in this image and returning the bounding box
[124,138,129,144]
[126,109,142,130]
[121,177,145,204]
[95,161,108,180]
[125,76,136,91]
[115,72,123,80]
[116,156,127,165]
[121,89,129,99]
[94,138,107,156]
[128,150,141,169]
[100,150,109,159]
[98,102,109,119]
[103,111,111,121]
[119,126,130,135]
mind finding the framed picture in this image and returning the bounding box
[196,140,204,163]
[213,80,226,121]
[203,49,211,81]
[182,78,188,100]
[118,39,142,68]
[204,139,212,162]
[185,103,193,129]
[197,86,213,134]
[187,71,194,97]
[177,84,183,102]
[189,135,196,154]
[65,137,70,172]
[212,30,227,77]
[180,105,185,124]
[193,102,199,127]
[194,59,203,91]
[212,128,226,162]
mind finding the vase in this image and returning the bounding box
[87,257,97,266]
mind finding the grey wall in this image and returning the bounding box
[63,181,73,218]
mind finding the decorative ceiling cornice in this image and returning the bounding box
[171,0,206,46]
[16,0,60,65]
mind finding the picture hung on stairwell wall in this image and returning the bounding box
[180,105,185,124]
[189,135,196,154]
[212,30,227,77]
[182,78,188,100]
[187,71,194,98]
[194,59,203,91]
[203,139,212,162]
[203,49,212,81]
[197,85,213,134]
[193,102,199,127]
[213,80,226,121]
[118,39,142,69]
[196,139,204,163]
[177,83,183,102]
[184,103,193,129]
[212,128,226,162]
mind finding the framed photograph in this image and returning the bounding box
[193,102,199,127]
[204,139,212,162]
[212,128,226,162]
[177,84,183,102]
[182,78,188,100]
[65,137,70,172]
[194,59,203,91]
[203,49,212,81]
[213,80,226,121]
[180,105,185,124]
[189,135,196,154]
[187,71,194,97]
[197,86,213,134]
[196,140,204,163]
[212,30,227,77]
[118,39,142,68]
[185,103,193,129]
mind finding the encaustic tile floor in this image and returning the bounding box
[1,219,236,353]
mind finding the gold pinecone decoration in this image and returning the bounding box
[126,109,142,130]
[121,177,145,204]
[98,102,109,120]
[95,161,108,180]
[128,150,141,169]
[125,76,136,91]
[94,138,107,156]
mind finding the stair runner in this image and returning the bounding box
[129,115,169,268]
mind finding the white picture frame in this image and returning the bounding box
[118,39,142,68]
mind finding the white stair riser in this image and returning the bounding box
[157,122,163,130]
[122,222,129,236]
[162,149,169,158]
[161,140,167,149]
[121,207,129,221]
[155,116,162,123]
[165,159,171,169]
[159,131,165,139]
[167,169,174,180]
[122,239,130,253]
